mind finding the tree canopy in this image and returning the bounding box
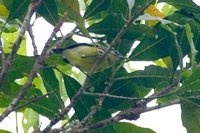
[0,0,200,133]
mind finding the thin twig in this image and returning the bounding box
[78,76,115,127]
[14,91,56,111]
[15,112,19,133]
[0,9,66,123]
[0,0,42,87]
[143,81,179,104]
[28,22,38,56]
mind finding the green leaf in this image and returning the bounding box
[0,130,12,133]
[7,55,35,81]
[0,55,35,90]
[185,23,197,69]
[63,74,96,120]
[3,0,29,20]
[92,109,116,133]
[0,81,22,103]
[113,122,156,133]
[88,14,155,40]
[0,80,62,119]
[167,11,200,65]
[159,0,200,13]
[181,102,200,133]
[84,0,111,19]
[39,67,64,110]
[130,25,170,61]
[2,31,27,55]
[130,21,191,71]
[107,0,129,18]
[24,88,61,119]
[91,66,174,111]
[180,67,200,92]
[37,0,59,25]
[0,92,13,108]
[22,108,39,133]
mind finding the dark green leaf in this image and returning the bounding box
[107,0,129,17]
[84,0,111,19]
[88,14,155,40]
[181,102,200,133]
[113,122,156,133]
[0,55,35,89]
[166,11,200,63]
[130,21,192,70]
[3,0,29,20]
[63,74,96,120]
[91,66,174,111]
[92,110,116,133]
[39,67,64,110]
[130,25,171,61]
[8,55,35,81]
[37,0,59,25]
[24,88,59,119]
[0,81,62,119]
[180,67,200,92]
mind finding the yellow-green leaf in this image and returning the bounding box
[2,31,27,56]
[0,3,9,16]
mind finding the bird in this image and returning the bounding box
[52,43,123,72]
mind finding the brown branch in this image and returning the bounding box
[0,10,67,122]
[74,99,180,133]
[84,92,149,100]
[0,0,42,87]
[50,99,180,133]
[28,22,38,56]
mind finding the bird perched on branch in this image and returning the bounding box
[52,43,123,72]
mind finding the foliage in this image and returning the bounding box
[0,0,200,133]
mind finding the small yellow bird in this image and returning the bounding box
[52,43,123,72]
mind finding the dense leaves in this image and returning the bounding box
[0,0,200,132]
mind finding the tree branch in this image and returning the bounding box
[0,10,67,122]
[28,22,38,56]
[74,99,180,133]
[0,0,42,88]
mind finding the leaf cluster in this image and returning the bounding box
[0,0,200,133]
